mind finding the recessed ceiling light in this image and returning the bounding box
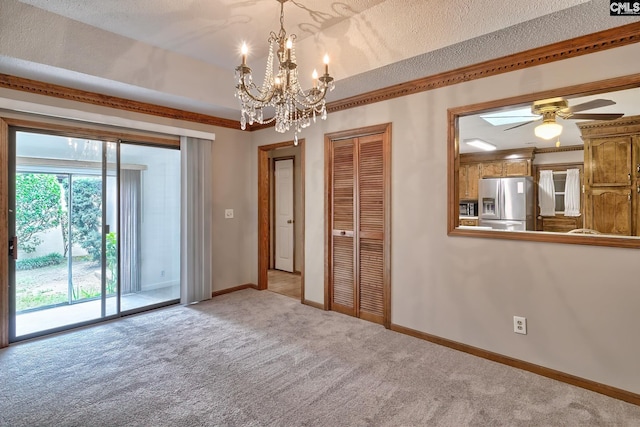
[464,139,497,151]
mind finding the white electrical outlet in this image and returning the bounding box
[513,316,527,335]
[225,209,234,219]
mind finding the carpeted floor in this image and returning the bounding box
[1,289,639,426]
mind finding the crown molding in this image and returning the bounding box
[1,22,639,133]
[327,22,640,114]
[0,73,240,130]
[534,145,584,154]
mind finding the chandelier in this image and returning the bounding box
[235,0,334,145]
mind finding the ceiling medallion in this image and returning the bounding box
[235,0,334,145]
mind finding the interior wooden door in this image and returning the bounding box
[330,138,356,316]
[357,134,385,324]
[326,124,391,327]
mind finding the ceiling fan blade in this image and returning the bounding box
[504,117,541,131]
[567,99,616,113]
[567,113,624,120]
[482,115,538,118]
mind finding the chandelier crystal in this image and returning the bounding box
[235,0,334,145]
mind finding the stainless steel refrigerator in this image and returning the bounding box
[478,176,534,231]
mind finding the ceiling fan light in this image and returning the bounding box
[534,122,563,140]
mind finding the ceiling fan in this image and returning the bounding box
[502,97,624,140]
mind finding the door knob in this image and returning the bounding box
[340,230,346,236]
[287,219,293,224]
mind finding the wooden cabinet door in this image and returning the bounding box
[331,139,356,315]
[459,164,468,200]
[504,159,529,176]
[481,161,503,177]
[540,217,581,233]
[467,163,480,200]
[586,188,631,235]
[358,134,385,324]
[588,137,631,187]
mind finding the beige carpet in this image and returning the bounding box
[1,289,639,426]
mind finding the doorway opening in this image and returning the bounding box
[257,140,304,302]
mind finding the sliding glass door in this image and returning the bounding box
[118,143,180,312]
[8,130,180,341]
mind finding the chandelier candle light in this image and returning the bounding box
[235,0,334,145]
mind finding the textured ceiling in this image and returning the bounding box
[1,0,639,138]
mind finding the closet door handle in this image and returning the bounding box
[340,230,346,236]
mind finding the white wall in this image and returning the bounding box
[210,126,254,292]
[251,42,640,394]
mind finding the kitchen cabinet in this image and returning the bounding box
[479,159,531,178]
[584,188,631,235]
[459,218,479,226]
[480,161,503,178]
[578,116,640,236]
[504,159,530,176]
[459,163,480,200]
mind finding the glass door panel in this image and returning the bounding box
[10,133,110,340]
[119,143,180,312]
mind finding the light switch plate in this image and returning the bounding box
[225,209,234,219]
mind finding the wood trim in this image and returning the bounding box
[257,140,305,302]
[1,24,639,136]
[303,299,324,310]
[460,147,536,164]
[300,141,306,305]
[0,119,8,348]
[534,145,584,154]
[382,123,392,330]
[0,73,240,131]
[324,123,392,327]
[326,23,640,114]
[448,73,640,248]
[271,155,296,273]
[2,117,179,147]
[323,136,332,310]
[211,284,258,298]
[449,74,640,118]
[390,323,640,406]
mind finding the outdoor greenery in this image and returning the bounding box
[106,232,118,295]
[15,173,61,253]
[16,289,67,312]
[16,252,65,271]
[15,173,107,311]
[62,178,103,262]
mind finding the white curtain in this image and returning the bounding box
[180,136,213,304]
[120,169,141,294]
[538,170,556,217]
[564,168,581,217]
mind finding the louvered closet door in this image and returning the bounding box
[331,139,356,316]
[357,134,385,324]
